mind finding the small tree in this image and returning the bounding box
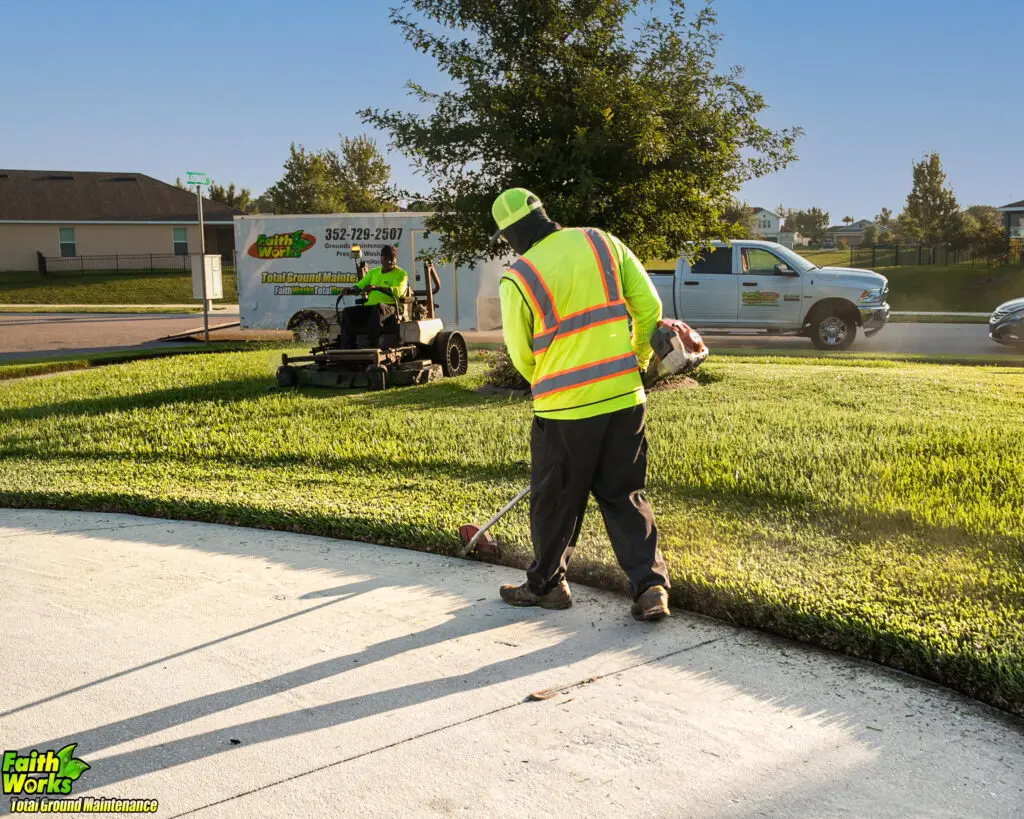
[837,238,848,250]
[257,143,347,215]
[334,134,397,212]
[862,224,878,246]
[898,152,959,245]
[209,181,256,213]
[874,207,894,230]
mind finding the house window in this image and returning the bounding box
[58,227,76,258]
[173,228,189,256]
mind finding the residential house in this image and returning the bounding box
[822,219,875,248]
[998,199,1024,238]
[0,169,241,271]
[750,207,782,239]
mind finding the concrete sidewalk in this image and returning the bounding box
[1,510,1020,818]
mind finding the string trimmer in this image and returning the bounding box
[457,485,529,557]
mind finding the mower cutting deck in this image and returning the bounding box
[276,247,469,391]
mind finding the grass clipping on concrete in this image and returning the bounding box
[0,350,1021,715]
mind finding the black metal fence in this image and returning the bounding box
[845,242,1022,268]
[39,253,205,275]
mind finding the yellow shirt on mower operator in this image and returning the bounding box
[499,224,663,421]
[355,265,409,306]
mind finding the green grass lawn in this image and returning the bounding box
[0,270,239,305]
[0,350,1021,715]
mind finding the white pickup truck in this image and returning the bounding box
[651,240,890,350]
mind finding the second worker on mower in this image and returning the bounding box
[340,244,409,349]
[493,188,672,621]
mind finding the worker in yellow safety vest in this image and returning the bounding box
[492,188,671,621]
[339,244,409,348]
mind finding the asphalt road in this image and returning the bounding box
[0,310,247,360]
[0,311,1020,361]
[2,510,1021,817]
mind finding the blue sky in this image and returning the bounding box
[2,0,1021,225]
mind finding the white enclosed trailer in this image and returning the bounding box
[233,212,506,339]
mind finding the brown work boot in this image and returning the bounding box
[631,585,670,621]
[499,579,572,610]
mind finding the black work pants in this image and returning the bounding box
[340,304,397,348]
[527,403,670,601]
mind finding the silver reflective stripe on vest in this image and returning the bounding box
[531,351,639,398]
[580,228,620,302]
[510,258,558,331]
[533,302,629,354]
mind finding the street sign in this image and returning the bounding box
[186,171,210,186]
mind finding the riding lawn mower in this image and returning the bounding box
[276,245,469,390]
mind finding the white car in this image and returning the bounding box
[653,240,890,350]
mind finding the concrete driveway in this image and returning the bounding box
[1,510,1020,817]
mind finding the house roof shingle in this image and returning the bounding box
[0,170,241,222]
[999,200,1024,210]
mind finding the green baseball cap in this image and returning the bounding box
[491,188,543,231]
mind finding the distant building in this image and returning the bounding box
[0,169,241,271]
[998,200,1024,238]
[778,227,808,248]
[822,219,875,248]
[750,207,782,240]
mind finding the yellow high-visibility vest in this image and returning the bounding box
[500,228,642,417]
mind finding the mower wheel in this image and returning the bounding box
[432,331,469,377]
[276,365,298,387]
[368,366,388,391]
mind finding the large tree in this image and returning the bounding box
[361,0,800,263]
[898,153,959,245]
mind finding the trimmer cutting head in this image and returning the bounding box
[457,525,501,557]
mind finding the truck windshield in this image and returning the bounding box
[774,247,818,273]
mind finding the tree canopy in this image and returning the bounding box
[361,0,800,263]
[256,136,397,215]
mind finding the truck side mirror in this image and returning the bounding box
[775,263,797,276]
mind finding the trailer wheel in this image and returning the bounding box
[432,331,468,377]
[368,366,388,391]
[288,312,330,345]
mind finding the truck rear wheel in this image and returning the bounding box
[809,308,858,351]
[432,331,468,377]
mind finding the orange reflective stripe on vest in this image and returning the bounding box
[533,301,629,354]
[531,351,639,398]
[580,228,620,303]
[508,257,558,331]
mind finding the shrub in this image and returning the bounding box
[482,346,531,391]
[837,239,849,250]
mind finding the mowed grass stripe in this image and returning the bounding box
[0,350,1021,714]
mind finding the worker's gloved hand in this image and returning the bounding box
[639,359,660,390]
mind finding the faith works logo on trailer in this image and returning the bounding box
[247,230,317,259]
[3,745,159,813]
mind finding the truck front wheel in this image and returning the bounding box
[809,307,858,351]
